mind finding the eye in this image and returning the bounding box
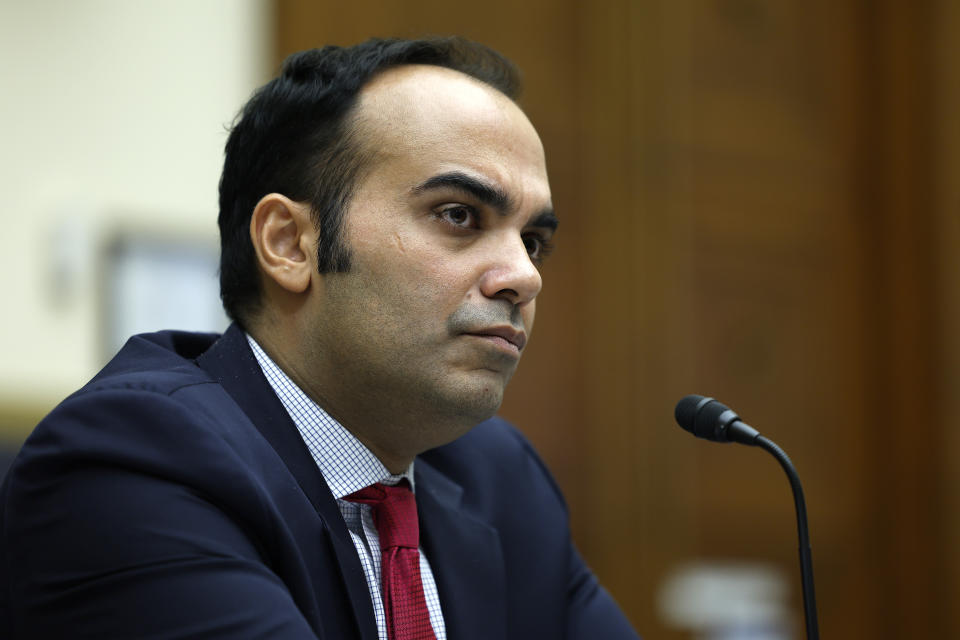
[523,233,555,263]
[435,205,478,229]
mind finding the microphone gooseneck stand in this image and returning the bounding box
[674,395,820,640]
[754,435,819,640]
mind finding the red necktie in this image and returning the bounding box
[346,481,437,640]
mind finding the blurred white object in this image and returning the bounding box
[104,233,229,357]
[658,561,793,640]
[47,210,99,308]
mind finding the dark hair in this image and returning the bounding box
[217,36,522,325]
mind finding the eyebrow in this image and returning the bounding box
[530,209,559,233]
[412,171,513,212]
[411,170,558,231]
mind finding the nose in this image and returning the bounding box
[478,234,543,306]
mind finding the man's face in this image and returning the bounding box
[301,65,555,457]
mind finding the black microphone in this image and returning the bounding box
[674,394,761,444]
[674,395,820,640]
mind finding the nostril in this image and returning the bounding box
[498,288,519,300]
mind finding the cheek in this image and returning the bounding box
[347,215,483,315]
[370,232,473,296]
[352,251,463,332]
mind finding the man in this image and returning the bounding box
[0,38,640,639]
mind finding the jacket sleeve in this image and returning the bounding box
[502,423,642,639]
[1,387,320,640]
[564,545,642,639]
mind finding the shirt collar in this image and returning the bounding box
[245,334,415,498]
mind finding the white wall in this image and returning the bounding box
[0,0,271,412]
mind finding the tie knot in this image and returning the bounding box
[345,481,419,550]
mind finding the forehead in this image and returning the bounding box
[351,65,550,204]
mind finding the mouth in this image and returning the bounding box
[463,326,527,354]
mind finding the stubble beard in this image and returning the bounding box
[315,263,525,448]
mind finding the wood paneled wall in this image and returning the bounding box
[274,1,960,637]
[934,0,960,630]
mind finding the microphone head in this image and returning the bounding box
[674,394,742,442]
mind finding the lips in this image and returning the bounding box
[464,326,527,352]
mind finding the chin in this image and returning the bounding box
[408,379,506,453]
[431,377,505,424]
[455,390,503,422]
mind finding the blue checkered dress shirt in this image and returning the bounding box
[247,335,446,639]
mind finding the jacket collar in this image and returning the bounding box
[197,324,509,639]
[416,458,508,639]
[196,323,378,640]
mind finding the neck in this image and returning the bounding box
[246,323,430,475]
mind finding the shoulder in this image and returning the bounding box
[0,329,287,572]
[419,416,567,513]
[423,417,549,471]
[82,329,222,396]
[14,330,226,459]
[3,329,255,497]
[41,327,236,438]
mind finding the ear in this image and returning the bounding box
[249,193,315,294]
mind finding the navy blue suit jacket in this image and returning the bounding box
[0,325,639,639]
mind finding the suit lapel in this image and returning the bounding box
[196,324,378,640]
[415,459,508,640]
